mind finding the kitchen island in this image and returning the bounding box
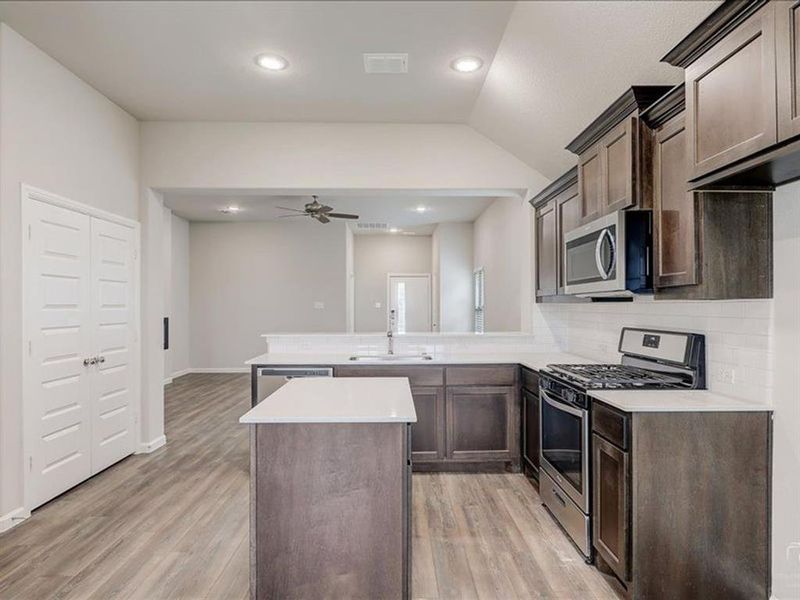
[240,377,417,600]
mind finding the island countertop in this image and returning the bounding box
[239,377,417,424]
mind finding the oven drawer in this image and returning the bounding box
[540,470,591,557]
[591,401,629,450]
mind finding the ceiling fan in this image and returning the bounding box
[276,196,359,224]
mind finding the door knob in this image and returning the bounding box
[83,357,97,366]
[98,356,106,364]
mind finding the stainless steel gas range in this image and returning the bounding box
[538,328,706,560]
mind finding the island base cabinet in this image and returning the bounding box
[251,422,411,600]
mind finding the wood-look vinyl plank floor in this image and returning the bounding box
[0,373,623,600]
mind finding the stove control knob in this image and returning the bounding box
[565,389,576,404]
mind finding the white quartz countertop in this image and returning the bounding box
[239,377,417,424]
[244,351,595,372]
[590,389,773,413]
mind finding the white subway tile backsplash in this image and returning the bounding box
[534,298,774,404]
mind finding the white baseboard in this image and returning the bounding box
[190,367,249,374]
[163,376,173,386]
[171,368,192,379]
[136,435,166,454]
[0,506,30,533]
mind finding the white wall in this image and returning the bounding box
[770,181,800,600]
[169,214,190,378]
[345,225,355,333]
[353,235,433,333]
[189,221,347,369]
[473,197,530,331]
[433,223,475,332]
[140,121,548,195]
[0,25,140,522]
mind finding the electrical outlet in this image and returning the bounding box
[313,301,324,310]
[712,364,735,384]
[374,302,382,309]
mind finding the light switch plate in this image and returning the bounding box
[313,301,324,310]
[374,302,382,309]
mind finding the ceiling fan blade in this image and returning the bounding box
[315,214,331,224]
[276,206,307,213]
[318,205,334,213]
[327,213,359,220]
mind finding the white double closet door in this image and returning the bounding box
[25,198,138,510]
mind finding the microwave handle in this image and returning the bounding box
[594,228,616,280]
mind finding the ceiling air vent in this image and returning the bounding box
[356,222,388,231]
[363,53,408,74]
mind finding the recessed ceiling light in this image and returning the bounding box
[451,56,483,73]
[255,54,289,71]
[389,227,400,233]
[219,205,241,214]
[414,205,427,213]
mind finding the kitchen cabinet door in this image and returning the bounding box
[446,386,514,461]
[601,118,635,214]
[409,386,445,461]
[685,2,777,179]
[778,0,800,141]
[593,433,630,583]
[653,113,699,288]
[556,184,581,293]
[578,144,603,224]
[535,199,558,298]
[522,388,539,473]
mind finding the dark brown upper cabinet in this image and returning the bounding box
[530,168,587,302]
[684,2,777,180]
[566,86,672,226]
[642,86,699,289]
[777,0,800,140]
[642,84,774,300]
[662,0,800,188]
[535,198,558,299]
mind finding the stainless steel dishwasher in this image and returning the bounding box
[251,366,333,407]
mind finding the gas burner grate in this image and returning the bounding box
[547,364,686,389]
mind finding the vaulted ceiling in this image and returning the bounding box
[0,0,720,179]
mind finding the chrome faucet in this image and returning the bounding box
[387,330,394,355]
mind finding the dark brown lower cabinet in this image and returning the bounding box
[446,385,514,462]
[409,386,445,461]
[592,433,629,583]
[334,364,520,471]
[522,388,540,474]
[591,401,771,599]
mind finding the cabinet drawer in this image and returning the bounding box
[334,365,444,386]
[592,401,629,450]
[521,367,539,393]
[446,365,517,386]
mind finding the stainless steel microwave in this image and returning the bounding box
[563,210,652,297]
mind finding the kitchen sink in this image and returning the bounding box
[348,354,433,362]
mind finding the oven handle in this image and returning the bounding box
[594,227,615,280]
[541,389,585,417]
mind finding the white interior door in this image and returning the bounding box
[90,217,137,473]
[25,200,93,508]
[388,274,432,333]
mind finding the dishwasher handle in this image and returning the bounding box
[257,367,333,378]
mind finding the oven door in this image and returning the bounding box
[539,389,590,512]
[563,211,626,296]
